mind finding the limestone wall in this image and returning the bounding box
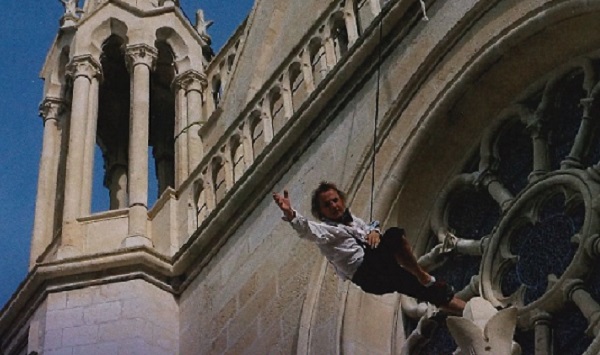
[178,17,402,347]
[34,280,178,354]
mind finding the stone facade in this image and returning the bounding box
[3,0,600,354]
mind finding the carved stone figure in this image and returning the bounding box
[447,297,521,355]
[195,9,214,40]
[60,0,78,16]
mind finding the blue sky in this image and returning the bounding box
[0,0,253,308]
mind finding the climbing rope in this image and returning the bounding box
[369,11,383,222]
[369,1,429,221]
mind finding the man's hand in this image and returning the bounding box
[366,230,381,248]
[272,190,295,221]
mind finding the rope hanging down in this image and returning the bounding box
[368,1,429,221]
[369,16,383,222]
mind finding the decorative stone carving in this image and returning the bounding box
[66,55,102,80]
[60,0,81,28]
[195,9,214,42]
[427,58,600,353]
[178,70,208,94]
[447,297,521,355]
[125,44,158,72]
[39,97,65,122]
[61,0,78,16]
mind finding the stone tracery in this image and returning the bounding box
[419,58,600,354]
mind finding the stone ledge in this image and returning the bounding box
[0,247,173,347]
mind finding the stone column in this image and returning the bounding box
[281,72,294,119]
[222,149,234,190]
[30,98,65,267]
[203,172,216,212]
[476,171,514,210]
[532,312,553,355]
[205,76,217,117]
[107,163,128,210]
[564,279,600,337]
[181,70,207,172]
[344,0,360,45]
[324,36,337,70]
[80,73,101,215]
[527,116,550,182]
[173,77,189,187]
[124,44,157,247]
[241,122,254,168]
[564,98,597,169]
[60,55,101,258]
[301,49,316,93]
[262,100,274,144]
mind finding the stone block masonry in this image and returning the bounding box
[39,279,179,354]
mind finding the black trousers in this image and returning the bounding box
[351,227,454,306]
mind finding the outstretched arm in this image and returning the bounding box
[272,190,295,221]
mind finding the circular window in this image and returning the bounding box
[421,65,600,354]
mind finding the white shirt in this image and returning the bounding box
[287,210,375,280]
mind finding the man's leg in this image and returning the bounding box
[386,227,433,285]
[440,297,466,315]
[384,228,466,315]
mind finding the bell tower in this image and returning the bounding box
[0,0,215,352]
[30,0,210,264]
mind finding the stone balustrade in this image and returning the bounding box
[185,0,385,229]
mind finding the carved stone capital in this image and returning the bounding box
[173,70,207,93]
[125,44,158,72]
[67,55,102,80]
[38,97,66,122]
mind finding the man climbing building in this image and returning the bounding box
[272,181,465,315]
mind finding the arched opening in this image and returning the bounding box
[96,34,130,212]
[150,40,176,198]
[211,74,222,108]
[212,156,227,205]
[230,135,245,182]
[270,86,285,132]
[308,37,327,86]
[194,179,209,227]
[289,61,307,112]
[249,111,265,158]
[330,12,349,60]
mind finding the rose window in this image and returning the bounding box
[414,61,600,354]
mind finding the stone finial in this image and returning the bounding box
[447,297,521,355]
